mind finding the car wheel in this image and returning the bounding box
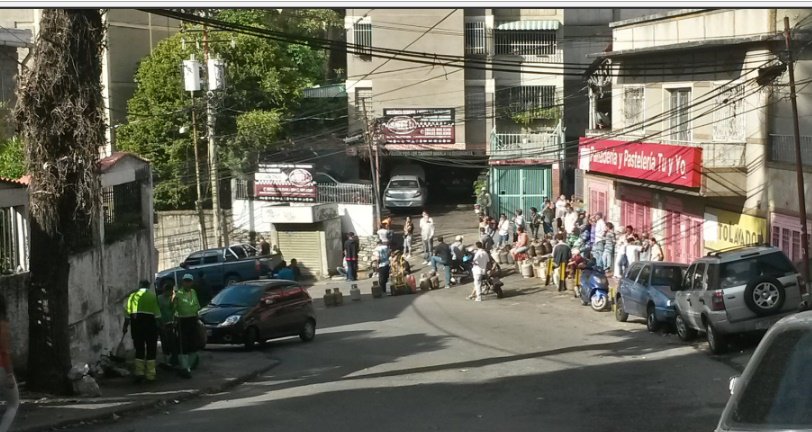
[675,312,697,341]
[646,304,660,333]
[244,327,259,351]
[744,276,786,316]
[299,319,316,342]
[706,321,727,355]
[614,296,629,322]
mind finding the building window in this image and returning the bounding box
[103,181,144,243]
[623,86,644,133]
[355,87,373,122]
[713,83,745,142]
[496,85,558,119]
[494,30,556,56]
[668,88,692,142]
[465,88,486,120]
[0,207,20,274]
[353,22,372,57]
[465,21,487,55]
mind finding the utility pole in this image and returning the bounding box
[784,16,811,286]
[191,91,208,249]
[361,99,381,224]
[203,11,227,248]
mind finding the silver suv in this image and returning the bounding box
[672,246,808,354]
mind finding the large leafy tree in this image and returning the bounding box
[116,9,340,210]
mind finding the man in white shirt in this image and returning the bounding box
[555,194,568,219]
[468,241,490,302]
[420,211,435,265]
[564,205,579,235]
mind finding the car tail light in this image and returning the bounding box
[711,290,726,311]
[798,275,808,295]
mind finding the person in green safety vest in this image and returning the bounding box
[123,280,162,383]
[157,279,177,369]
[173,274,201,379]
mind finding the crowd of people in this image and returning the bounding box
[476,194,666,276]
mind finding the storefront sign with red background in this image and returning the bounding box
[578,137,702,188]
[253,164,316,203]
[381,108,455,144]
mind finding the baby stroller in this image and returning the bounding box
[480,256,504,298]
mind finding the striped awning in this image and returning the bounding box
[495,20,560,31]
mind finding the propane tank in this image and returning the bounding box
[371,281,383,298]
[527,243,537,258]
[350,284,361,301]
[324,289,335,307]
[521,261,534,278]
[419,273,431,292]
[333,288,344,305]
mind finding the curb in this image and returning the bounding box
[15,359,281,432]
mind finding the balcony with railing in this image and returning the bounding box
[489,123,564,162]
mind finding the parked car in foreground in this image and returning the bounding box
[155,244,283,293]
[672,246,808,354]
[199,279,316,350]
[383,175,428,210]
[615,261,687,331]
[716,310,812,431]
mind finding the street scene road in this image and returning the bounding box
[85,208,742,432]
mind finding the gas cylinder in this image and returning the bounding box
[371,281,383,298]
[333,288,344,305]
[498,250,509,264]
[324,289,335,307]
[521,261,534,278]
[527,243,537,258]
[505,252,515,265]
[350,284,361,301]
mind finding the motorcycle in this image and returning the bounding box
[450,250,474,285]
[578,260,610,312]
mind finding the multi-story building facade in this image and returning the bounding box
[345,8,665,213]
[580,8,812,266]
[0,9,179,156]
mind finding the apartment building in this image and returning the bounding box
[580,8,812,265]
[345,8,665,212]
[0,9,179,156]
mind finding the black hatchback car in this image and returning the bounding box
[199,279,316,350]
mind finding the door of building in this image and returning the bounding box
[665,209,703,264]
[275,229,324,278]
[621,198,651,236]
[490,166,552,217]
[588,181,609,217]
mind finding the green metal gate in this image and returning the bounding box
[489,166,552,217]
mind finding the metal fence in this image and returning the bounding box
[771,134,812,165]
[0,207,18,274]
[490,132,562,160]
[464,21,487,55]
[316,183,375,204]
[234,178,375,205]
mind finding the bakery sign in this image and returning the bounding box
[253,164,316,203]
[578,137,702,188]
[381,108,455,144]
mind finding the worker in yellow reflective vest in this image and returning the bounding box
[123,280,162,382]
[173,274,201,379]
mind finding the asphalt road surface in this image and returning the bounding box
[88,207,738,432]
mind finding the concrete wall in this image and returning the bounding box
[154,209,250,272]
[68,229,153,366]
[336,203,375,237]
[1,273,28,374]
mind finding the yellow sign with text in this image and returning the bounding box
[703,207,767,252]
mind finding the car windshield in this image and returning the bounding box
[719,252,796,289]
[389,180,418,188]
[650,266,684,286]
[725,328,812,429]
[210,285,264,307]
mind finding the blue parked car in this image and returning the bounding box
[614,261,687,332]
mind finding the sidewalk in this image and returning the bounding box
[12,348,279,432]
